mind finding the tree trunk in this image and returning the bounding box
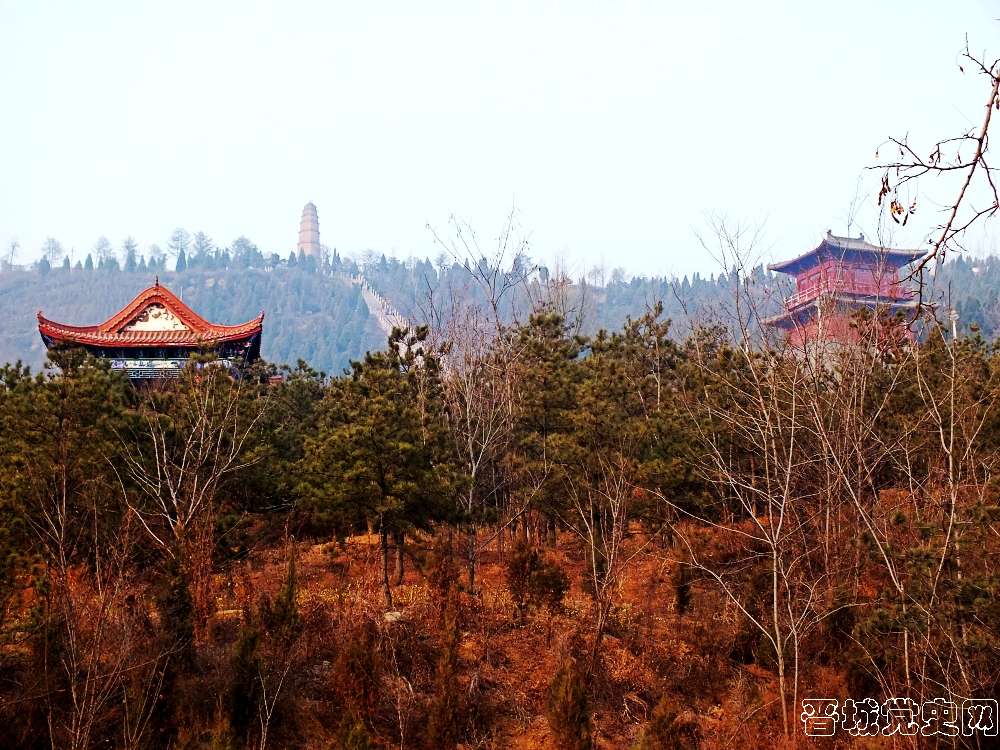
[393,529,405,586]
[587,598,612,682]
[772,549,788,737]
[467,523,477,594]
[381,526,393,610]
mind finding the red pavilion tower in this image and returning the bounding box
[38,280,264,379]
[764,231,923,347]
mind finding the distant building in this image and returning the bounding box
[297,202,321,258]
[764,231,923,348]
[37,280,263,379]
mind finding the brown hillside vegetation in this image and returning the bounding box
[8,525,803,749]
[3,297,1000,749]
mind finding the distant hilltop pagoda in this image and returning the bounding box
[37,280,264,379]
[764,231,923,347]
[297,201,321,258]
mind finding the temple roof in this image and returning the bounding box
[768,232,924,275]
[38,280,264,349]
[762,292,918,329]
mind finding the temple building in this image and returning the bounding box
[37,280,264,379]
[297,201,321,257]
[764,231,923,347]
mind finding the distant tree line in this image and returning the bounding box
[8,225,1000,378]
[17,229,346,277]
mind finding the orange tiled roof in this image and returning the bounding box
[38,280,264,348]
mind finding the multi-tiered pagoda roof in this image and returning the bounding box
[764,231,923,345]
[38,280,263,378]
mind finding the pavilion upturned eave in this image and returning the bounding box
[762,294,919,329]
[37,316,263,348]
[37,279,264,349]
[767,234,923,276]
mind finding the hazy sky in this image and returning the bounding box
[2,1,998,277]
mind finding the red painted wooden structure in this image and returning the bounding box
[764,232,922,347]
[38,279,263,378]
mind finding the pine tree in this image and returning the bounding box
[507,309,582,545]
[190,231,212,264]
[169,228,191,260]
[40,237,63,264]
[228,622,261,743]
[92,236,113,264]
[546,651,592,750]
[122,236,138,272]
[426,593,463,749]
[299,327,460,609]
[147,243,165,269]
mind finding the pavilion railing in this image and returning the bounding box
[784,281,916,310]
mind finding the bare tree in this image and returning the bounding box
[655,221,867,737]
[147,243,166,266]
[559,450,645,679]
[168,228,192,260]
[425,209,537,588]
[663,214,1000,739]
[120,650,171,750]
[30,505,167,750]
[41,237,64,264]
[116,366,269,638]
[93,236,115,264]
[426,206,534,329]
[4,239,17,270]
[875,43,1000,285]
[439,305,514,591]
[665,340,833,737]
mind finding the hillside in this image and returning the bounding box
[4,298,999,748]
[3,253,1000,375]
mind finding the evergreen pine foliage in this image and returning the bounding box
[505,542,569,620]
[228,622,262,742]
[425,593,463,750]
[260,553,301,644]
[546,650,592,750]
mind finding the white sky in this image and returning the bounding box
[1,1,998,277]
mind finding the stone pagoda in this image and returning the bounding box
[297,201,321,258]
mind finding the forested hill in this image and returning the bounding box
[2,253,998,374]
[0,268,385,375]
